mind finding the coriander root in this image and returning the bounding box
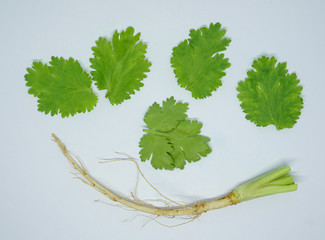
[52,133,297,217]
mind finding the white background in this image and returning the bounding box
[1,0,325,239]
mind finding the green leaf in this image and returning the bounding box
[90,27,151,105]
[139,134,174,170]
[169,120,211,163]
[25,57,98,117]
[143,97,188,131]
[171,23,231,99]
[139,97,212,170]
[237,56,303,130]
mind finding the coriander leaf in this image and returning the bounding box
[169,120,211,162]
[139,97,211,170]
[25,57,98,117]
[237,56,303,130]
[90,27,151,105]
[171,23,231,99]
[139,134,174,170]
[143,96,188,131]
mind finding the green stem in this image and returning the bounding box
[233,166,297,203]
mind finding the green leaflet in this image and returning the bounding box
[25,57,98,117]
[171,23,231,99]
[237,56,303,130]
[139,97,212,170]
[90,27,151,105]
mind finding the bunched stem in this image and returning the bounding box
[52,134,297,217]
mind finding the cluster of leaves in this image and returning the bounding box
[139,97,211,170]
[237,56,303,130]
[26,22,305,170]
[25,27,151,117]
[171,23,231,99]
